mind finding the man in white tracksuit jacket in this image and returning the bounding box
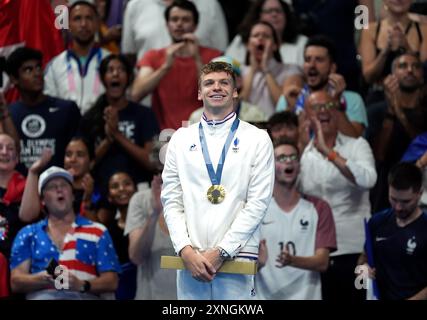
[161,61,274,300]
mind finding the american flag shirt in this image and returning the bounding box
[10,215,121,280]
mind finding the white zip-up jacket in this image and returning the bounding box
[44,47,109,115]
[161,114,274,259]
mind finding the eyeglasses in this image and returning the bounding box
[44,181,70,192]
[261,8,283,15]
[310,102,339,112]
[276,154,298,163]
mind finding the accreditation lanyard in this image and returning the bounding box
[198,117,240,186]
[66,48,102,95]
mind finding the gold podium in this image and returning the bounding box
[160,256,257,275]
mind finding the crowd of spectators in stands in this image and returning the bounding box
[1,0,427,300]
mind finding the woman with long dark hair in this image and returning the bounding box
[240,20,302,117]
[226,0,307,66]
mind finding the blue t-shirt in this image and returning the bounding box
[367,209,427,300]
[9,96,81,173]
[402,132,427,162]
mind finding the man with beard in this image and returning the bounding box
[276,35,368,138]
[255,138,336,300]
[131,0,221,130]
[359,162,427,300]
[44,1,110,115]
[370,52,427,213]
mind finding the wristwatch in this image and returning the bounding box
[217,247,231,260]
[79,280,91,293]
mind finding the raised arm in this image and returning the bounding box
[104,106,154,171]
[359,22,391,84]
[19,149,53,222]
[312,117,377,188]
[131,43,185,102]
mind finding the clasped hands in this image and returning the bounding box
[180,246,225,282]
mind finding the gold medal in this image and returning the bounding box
[207,185,226,204]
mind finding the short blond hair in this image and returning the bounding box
[199,61,237,88]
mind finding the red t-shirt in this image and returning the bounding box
[138,46,221,130]
[304,194,337,252]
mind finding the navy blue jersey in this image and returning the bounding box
[9,96,81,173]
[79,101,159,194]
[368,209,427,300]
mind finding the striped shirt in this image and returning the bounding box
[10,215,121,280]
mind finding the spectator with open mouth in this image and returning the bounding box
[226,0,307,67]
[10,166,121,300]
[256,138,336,300]
[298,90,377,301]
[240,20,302,118]
[78,54,159,214]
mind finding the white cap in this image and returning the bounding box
[38,166,73,195]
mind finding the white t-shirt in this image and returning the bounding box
[44,48,110,115]
[124,189,177,300]
[121,0,228,60]
[256,196,336,300]
[226,34,308,67]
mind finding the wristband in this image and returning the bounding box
[327,150,338,162]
